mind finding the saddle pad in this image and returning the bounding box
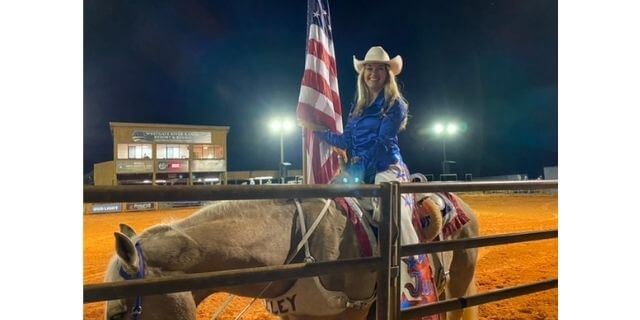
[440,193,471,238]
[400,254,441,320]
[334,197,374,257]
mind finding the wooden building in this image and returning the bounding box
[94,122,229,186]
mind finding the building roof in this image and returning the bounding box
[109,122,230,131]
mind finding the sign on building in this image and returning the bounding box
[192,160,226,172]
[157,160,189,173]
[116,160,153,173]
[132,130,211,143]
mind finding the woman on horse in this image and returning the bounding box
[320,46,409,186]
[302,45,424,246]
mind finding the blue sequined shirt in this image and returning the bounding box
[317,93,407,183]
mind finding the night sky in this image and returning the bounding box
[84,0,557,178]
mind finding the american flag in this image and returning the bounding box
[296,0,343,184]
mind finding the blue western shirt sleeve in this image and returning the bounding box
[316,119,352,150]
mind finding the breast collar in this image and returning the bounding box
[264,198,377,317]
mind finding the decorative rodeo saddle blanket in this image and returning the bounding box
[418,192,471,240]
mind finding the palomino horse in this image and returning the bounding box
[104,196,479,320]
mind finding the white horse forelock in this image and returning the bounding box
[104,255,122,282]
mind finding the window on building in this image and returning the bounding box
[157,144,189,159]
[155,173,189,185]
[192,144,223,159]
[192,173,222,185]
[117,144,152,159]
[116,173,153,185]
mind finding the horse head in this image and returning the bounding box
[104,224,197,320]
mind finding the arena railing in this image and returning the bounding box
[83,179,558,320]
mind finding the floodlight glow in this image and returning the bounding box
[434,123,444,134]
[282,119,294,132]
[269,119,282,132]
[447,123,458,134]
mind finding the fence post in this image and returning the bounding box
[377,182,393,319]
[390,181,401,319]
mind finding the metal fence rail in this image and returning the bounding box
[84,184,380,203]
[399,180,557,193]
[84,180,558,203]
[400,279,558,319]
[401,229,558,256]
[83,230,558,303]
[83,179,558,320]
[84,256,381,303]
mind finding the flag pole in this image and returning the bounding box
[301,127,307,184]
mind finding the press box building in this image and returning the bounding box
[94,122,230,186]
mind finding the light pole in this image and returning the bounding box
[269,117,294,182]
[433,122,459,175]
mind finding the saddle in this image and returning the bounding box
[340,190,465,243]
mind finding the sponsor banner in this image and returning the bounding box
[125,202,156,211]
[158,160,189,173]
[116,160,153,173]
[192,160,226,172]
[132,130,211,143]
[91,203,122,214]
[158,201,203,209]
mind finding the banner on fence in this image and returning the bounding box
[125,202,156,212]
[91,203,122,214]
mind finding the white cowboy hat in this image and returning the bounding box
[353,46,403,75]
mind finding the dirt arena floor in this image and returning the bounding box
[84,193,557,319]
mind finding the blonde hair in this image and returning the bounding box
[353,65,409,130]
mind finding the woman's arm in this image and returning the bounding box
[316,119,353,150]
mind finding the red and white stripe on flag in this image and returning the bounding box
[296,0,343,184]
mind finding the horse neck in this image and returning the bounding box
[136,199,376,302]
[139,200,302,301]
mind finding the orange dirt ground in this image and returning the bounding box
[84,194,557,319]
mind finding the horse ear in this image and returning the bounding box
[114,232,138,270]
[119,224,137,238]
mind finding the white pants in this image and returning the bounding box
[372,163,420,246]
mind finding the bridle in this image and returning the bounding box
[118,242,146,320]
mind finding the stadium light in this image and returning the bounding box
[434,123,445,134]
[270,117,294,182]
[432,121,460,174]
[447,123,458,134]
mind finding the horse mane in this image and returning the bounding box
[104,255,121,282]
